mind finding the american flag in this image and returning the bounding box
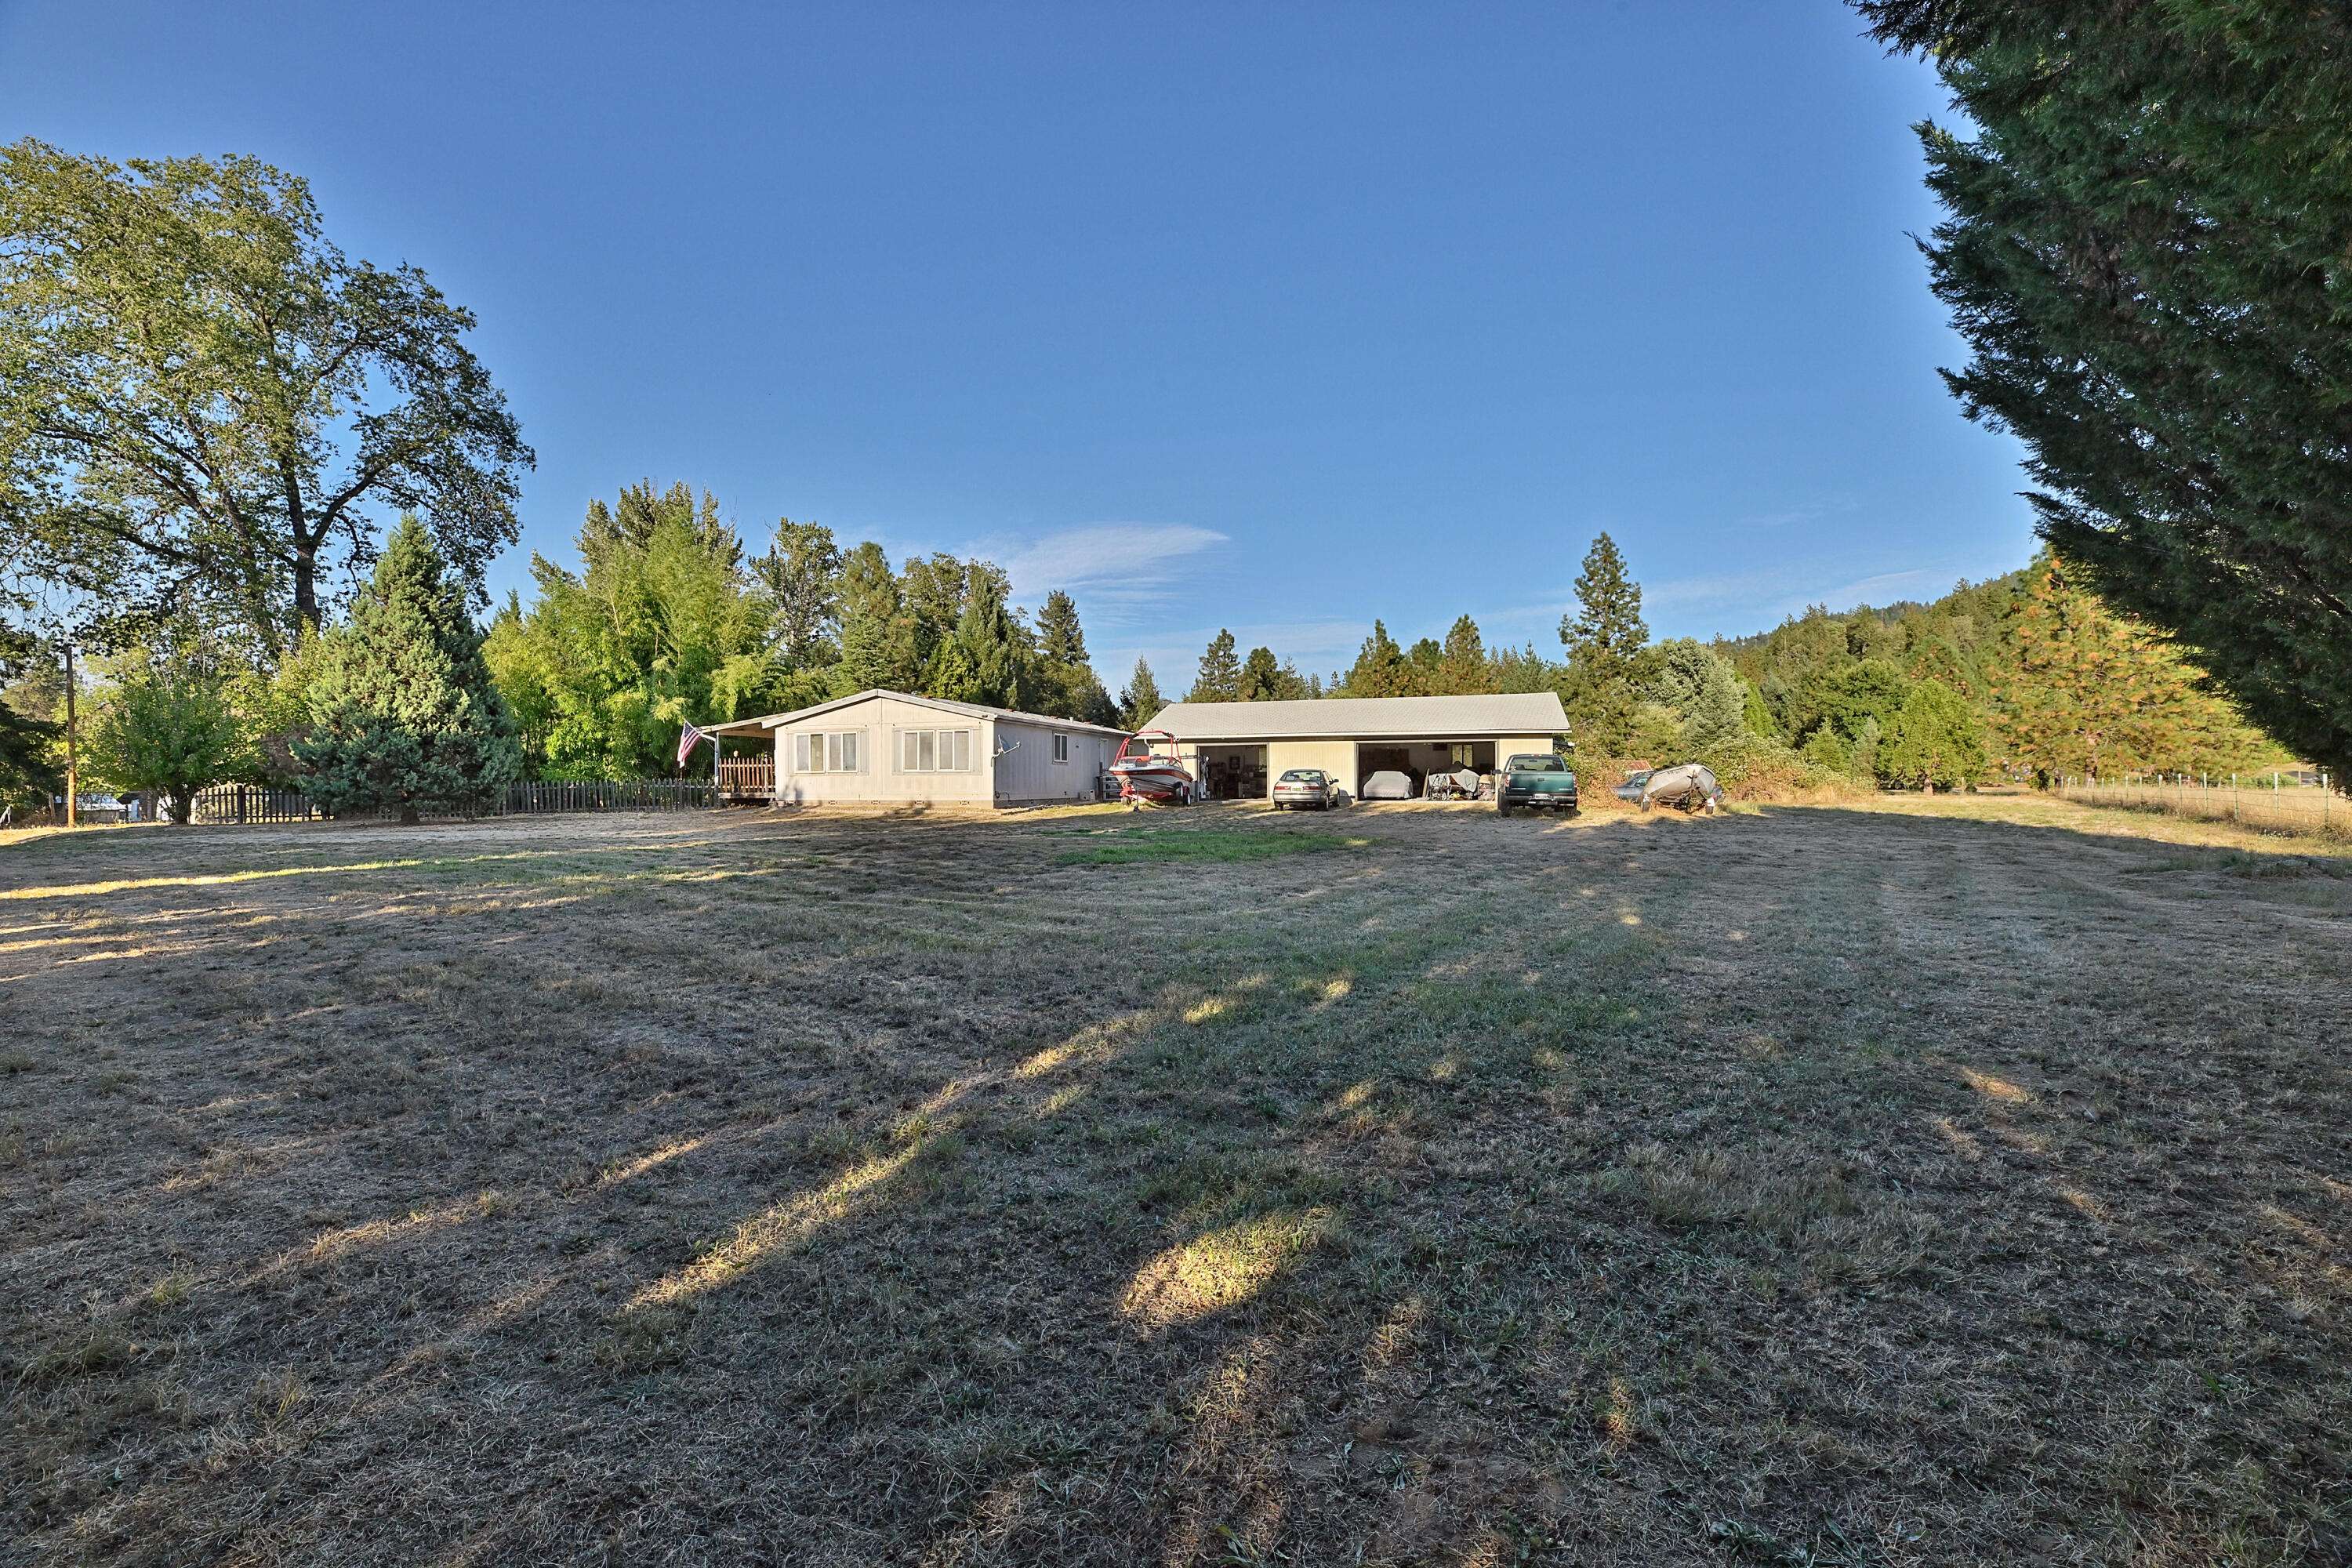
[677,720,706,768]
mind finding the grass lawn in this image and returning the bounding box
[4,793,2350,1565]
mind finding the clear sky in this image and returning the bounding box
[4,1,2034,685]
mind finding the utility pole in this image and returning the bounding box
[61,637,78,829]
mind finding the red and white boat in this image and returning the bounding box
[1108,730,1196,804]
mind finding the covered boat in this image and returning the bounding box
[1108,731,1196,804]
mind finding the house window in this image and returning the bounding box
[792,730,862,772]
[899,728,974,772]
[1051,734,1070,764]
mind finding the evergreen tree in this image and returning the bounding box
[1490,641,1562,696]
[0,628,60,810]
[1404,638,1443,695]
[1238,645,1283,702]
[751,518,841,668]
[1879,679,1988,793]
[831,601,898,699]
[831,543,924,693]
[927,640,985,705]
[937,564,1027,709]
[1646,639,1748,759]
[1119,658,1166,730]
[1033,590,1115,722]
[296,517,521,822]
[1342,621,1411,698]
[1037,590,1088,667]
[1858,0,2352,782]
[1436,615,1498,695]
[1190,630,1243,702]
[1559,533,1648,754]
[1987,554,2281,783]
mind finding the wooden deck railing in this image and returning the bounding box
[718,756,775,798]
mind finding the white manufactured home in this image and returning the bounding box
[703,690,1127,808]
[1141,691,1570,800]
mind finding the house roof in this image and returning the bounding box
[1142,691,1570,742]
[704,688,1131,739]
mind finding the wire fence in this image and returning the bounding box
[2056,774,2347,842]
[188,778,720,826]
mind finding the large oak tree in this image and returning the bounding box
[0,140,532,660]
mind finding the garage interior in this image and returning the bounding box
[1196,744,1270,800]
[1356,739,1496,795]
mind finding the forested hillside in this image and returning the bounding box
[1721,554,2289,784]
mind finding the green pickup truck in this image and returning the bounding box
[1497,753,1579,816]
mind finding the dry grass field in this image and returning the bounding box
[4,793,2350,1566]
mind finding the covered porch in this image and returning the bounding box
[706,716,779,801]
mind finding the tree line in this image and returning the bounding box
[5,84,2332,816]
[1164,532,2288,793]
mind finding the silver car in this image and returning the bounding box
[1271,768,1338,810]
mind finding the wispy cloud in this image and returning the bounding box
[1000,523,1227,604]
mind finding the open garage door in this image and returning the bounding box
[1196,744,1269,800]
[1356,741,1496,798]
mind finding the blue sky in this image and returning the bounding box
[4,1,2034,684]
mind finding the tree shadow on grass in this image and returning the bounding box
[5,804,2350,1564]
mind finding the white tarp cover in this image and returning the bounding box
[1360,770,1414,800]
[1638,763,1724,811]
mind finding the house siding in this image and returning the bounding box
[993,717,1121,804]
[772,695,995,806]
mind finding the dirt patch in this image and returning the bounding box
[2,796,2348,1565]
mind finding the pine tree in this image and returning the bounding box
[1559,534,1648,754]
[1987,554,2280,782]
[1238,645,1283,702]
[831,601,897,699]
[1190,630,1242,702]
[1880,678,1988,793]
[1119,658,1165,730]
[1436,615,1498,695]
[1342,621,1410,698]
[936,564,1026,709]
[1037,590,1087,667]
[751,518,841,667]
[296,517,521,822]
[1033,590,1114,721]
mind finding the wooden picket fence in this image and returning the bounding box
[189,778,719,826]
